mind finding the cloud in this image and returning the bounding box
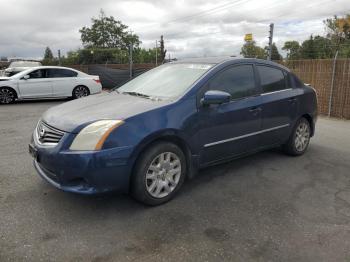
[0,0,349,59]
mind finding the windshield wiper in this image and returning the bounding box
[121,91,163,101]
[122,91,151,99]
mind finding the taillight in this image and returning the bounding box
[94,79,101,84]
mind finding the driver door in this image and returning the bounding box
[18,69,53,98]
[197,64,263,165]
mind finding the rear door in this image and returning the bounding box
[18,69,53,98]
[257,64,297,147]
[198,64,263,165]
[48,68,77,97]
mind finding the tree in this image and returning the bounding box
[79,9,141,49]
[324,14,350,57]
[61,47,163,64]
[266,43,282,60]
[159,35,167,63]
[240,40,267,59]
[43,47,54,60]
[324,15,350,43]
[298,35,333,59]
[299,35,317,59]
[282,41,301,60]
[42,46,57,65]
[312,36,333,58]
[280,14,350,60]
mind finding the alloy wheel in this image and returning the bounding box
[0,88,15,104]
[74,86,88,98]
[295,121,310,152]
[145,152,182,198]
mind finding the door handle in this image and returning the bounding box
[288,97,297,103]
[249,107,262,114]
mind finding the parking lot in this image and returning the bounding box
[1,100,350,261]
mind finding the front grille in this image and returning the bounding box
[36,120,65,145]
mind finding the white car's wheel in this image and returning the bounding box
[0,87,16,104]
[73,86,89,99]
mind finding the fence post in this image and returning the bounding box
[328,51,338,117]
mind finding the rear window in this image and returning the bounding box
[290,73,304,88]
[257,65,286,93]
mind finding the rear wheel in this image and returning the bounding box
[283,117,311,156]
[131,142,186,205]
[0,87,16,104]
[72,85,89,99]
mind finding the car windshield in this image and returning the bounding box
[9,61,41,67]
[117,63,213,100]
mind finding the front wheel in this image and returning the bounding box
[131,142,186,206]
[72,85,89,99]
[283,117,311,156]
[0,87,16,104]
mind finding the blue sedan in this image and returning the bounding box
[29,57,317,205]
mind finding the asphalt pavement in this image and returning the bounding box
[1,100,350,261]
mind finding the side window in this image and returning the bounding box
[257,66,286,93]
[207,65,257,99]
[48,69,77,78]
[28,69,46,79]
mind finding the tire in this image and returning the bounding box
[131,142,186,206]
[0,87,16,104]
[72,85,89,99]
[283,117,311,156]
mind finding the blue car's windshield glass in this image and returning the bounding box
[117,63,213,99]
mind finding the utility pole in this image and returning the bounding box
[155,40,158,66]
[58,49,61,66]
[268,23,274,61]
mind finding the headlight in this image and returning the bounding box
[70,120,124,151]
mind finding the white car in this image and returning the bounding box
[0,66,102,104]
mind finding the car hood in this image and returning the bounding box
[42,92,172,133]
[0,77,11,81]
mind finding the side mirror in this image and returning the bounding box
[23,75,30,80]
[201,90,231,106]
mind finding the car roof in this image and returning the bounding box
[28,66,78,70]
[10,66,87,78]
[20,66,86,74]
[172,56,290,72]
[173,56,237,64]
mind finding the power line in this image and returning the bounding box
[162,0,311,39]
[175,0,336,40]
[135,0,251,31]
[140,0,347,58]
[162,0,250,24]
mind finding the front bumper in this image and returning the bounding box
[34,159,98,194]
[29,135,135,194]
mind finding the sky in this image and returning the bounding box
[0,0,349,60]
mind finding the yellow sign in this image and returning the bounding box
[244,33,253,41]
